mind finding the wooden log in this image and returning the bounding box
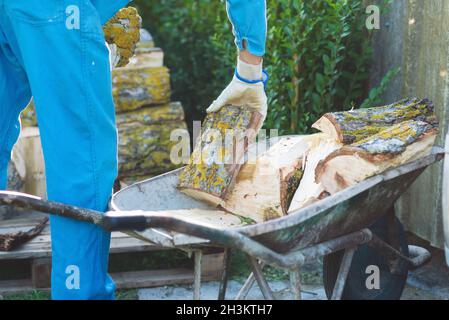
[116,102,184,126]
[177,105,264,207]
[223,136,318,222]
[20,101,37,127]
[127,47,164,69]
[103,7,142,68]
[117,102,187,177]
[316,120,438,195]
[288,134,342,213]
[118,120,188,178]
[312,98,437,144]
[7,160,25,192]
[136,29,155,53]
[112,66,171,113]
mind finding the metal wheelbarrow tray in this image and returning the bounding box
[0,146,444,300]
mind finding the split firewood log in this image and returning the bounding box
[312,98,437,144]
[112,66,171,113]
[288,135,342,213]
[316,120,438,194]
[223,135,321,223]
[177,105,264,207]
[104,7,142,68]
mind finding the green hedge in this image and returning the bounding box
[132,0,393,134]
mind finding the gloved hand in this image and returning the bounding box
[207,58,268,117]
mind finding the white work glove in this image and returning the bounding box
[207,58,268,117]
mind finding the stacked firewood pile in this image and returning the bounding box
[178,98,439,223]
[113,29,188,187]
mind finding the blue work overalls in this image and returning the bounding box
[0,0,265,300]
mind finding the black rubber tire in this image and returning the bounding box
[323,215,409,300]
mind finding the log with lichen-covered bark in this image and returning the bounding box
[315,120,438,195]
[116,101,184,126]
[104,7,142,68]
[117,102,188,178]
[223,136,317,223]
[177,105,264,207]
[112,66,171,113]
[20,101,37,127]
[312,98,437,144]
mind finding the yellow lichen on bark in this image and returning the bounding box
[103,7,142,68]
[112,66,171,113]
[178,105,263,206]
[313,98,437,144]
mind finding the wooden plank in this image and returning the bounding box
[201,253,225,278]
[0,251,225,294]
[31,258,51,288]
[0,229,165,260]
[113,268,221,290]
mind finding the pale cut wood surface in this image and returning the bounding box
[223,135,316,222]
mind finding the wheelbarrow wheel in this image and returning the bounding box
[323,215,409,300]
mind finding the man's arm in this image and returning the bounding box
[207,0,268,116]
[226,0,267,62]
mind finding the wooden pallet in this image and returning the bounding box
[0,218,225,295]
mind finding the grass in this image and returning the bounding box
[3,289,138,300]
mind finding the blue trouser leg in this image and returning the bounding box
[0,26,32,190]
[1,0,118,299]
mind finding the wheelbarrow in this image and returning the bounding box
[0,143,444,300]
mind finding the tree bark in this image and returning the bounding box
[103,7,141,68]
[117,103,187,178]
[112,66,171,113]
[316,120,438,194]
[312,98,437,144]
[178,105,264,207]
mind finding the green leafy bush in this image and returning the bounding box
[132,0,392,134]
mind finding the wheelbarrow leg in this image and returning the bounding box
[290,268,302,300]
[235,261,266,300]
[247,256,275,300]
[386,207,403,274]
[193,250,203,300]
[218,248,232,300]
[331,247,356,300]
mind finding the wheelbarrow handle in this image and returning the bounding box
[0,191,147,231]
[0,191,301,269]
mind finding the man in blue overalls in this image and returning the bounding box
[0,0,267,299]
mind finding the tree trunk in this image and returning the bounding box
[312,98,437,144]
[178,105,264,207]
